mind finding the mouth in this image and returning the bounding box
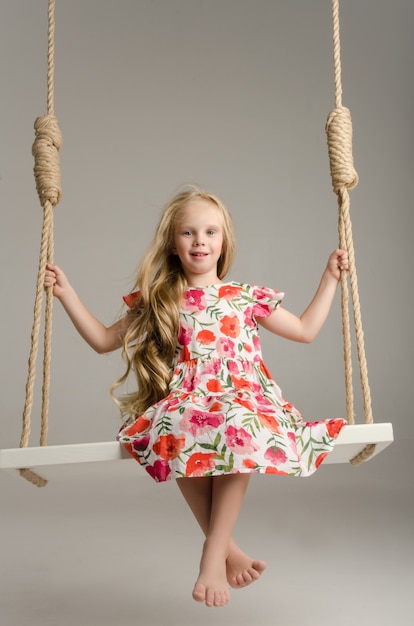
[191,252,209,257]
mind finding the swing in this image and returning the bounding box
[0,0,393,487]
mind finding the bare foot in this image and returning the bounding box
[226,540,267,589]
[193,539,230,608]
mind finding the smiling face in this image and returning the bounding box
[173,199,224,286]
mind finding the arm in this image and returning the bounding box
[258,249,348,344]
[44,263,126,354]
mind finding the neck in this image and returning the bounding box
[185,271,222,288]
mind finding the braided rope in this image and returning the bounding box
[19,0,62,487]
[326,0,375,465]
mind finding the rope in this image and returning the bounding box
[326,0,375,465]
[19,0,62,487]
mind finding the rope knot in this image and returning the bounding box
[32,114,63,208]
[326,106,359,194]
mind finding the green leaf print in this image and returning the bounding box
[154,410,175,433]
[205,305,223,320]
[307,450,315,472]
[242,415,260,437]
[213,432,221,449]
[215,452,234,473]
[199,442,218,451]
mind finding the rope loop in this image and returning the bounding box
[32,114,63,208]
[19,467,48,488]
[326,106,359,194]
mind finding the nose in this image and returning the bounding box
[193,236,205,246]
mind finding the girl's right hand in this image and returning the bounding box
[44,263,124,353]
[44,263,70,299]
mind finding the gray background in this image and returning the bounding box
[1,1,412,625]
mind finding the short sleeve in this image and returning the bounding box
[123,291,141,309]
[252,286,284,318]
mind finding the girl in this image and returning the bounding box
[44,185,348,608]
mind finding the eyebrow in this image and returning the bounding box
[178,223,222,230]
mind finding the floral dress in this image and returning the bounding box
[117,282,346,483]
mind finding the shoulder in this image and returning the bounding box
[249,285,285,318]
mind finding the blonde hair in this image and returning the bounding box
[112,185,236,421]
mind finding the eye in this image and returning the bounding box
[183,230,192,236]
[207,229,216,235]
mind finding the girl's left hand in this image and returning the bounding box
[327,248,349,281]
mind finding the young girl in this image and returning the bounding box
[44,185,348,608]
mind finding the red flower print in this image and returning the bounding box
[125,416,151,436]
[243,306,256,329]
[146,459,171,482]
[196,329,216,345]
[253,286,283,313]
[220,314,240,338]
[182,367,200,392]
[218,284,243,299]
[164,396,181,411]
[225,425,259,455]
[287,431,298,455]
[152,434,186,461]
[133,434,150,452]
[265,466,289,475]
[121,442,134,458]
[180,407,225,436]
[182,289,206,312]
[227,360,240,374]
[208,401,224,413]
[206,379,224,392]
[315,452,328,468]
[253,303,272,318]
[259,360,272,378]
[257,411,282,434]
[178,345,191,363]
[202,359,221,375]
[282,402,295,413]
[178,323,193,346]
[326,419,344,438]
[123,291,140,309]
[264,446,288,466]
[186,452,217,477]
[230,376,251,391]
[234,397,255,412]
[255,390,272,406]
[216,337,235,358]
[242,459,257,469]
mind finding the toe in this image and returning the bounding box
[192,583,206,603]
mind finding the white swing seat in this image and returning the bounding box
[0,423,393,481]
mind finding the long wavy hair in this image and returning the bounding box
[111,185,236,421]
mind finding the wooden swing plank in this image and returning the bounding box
[0,423,393,480]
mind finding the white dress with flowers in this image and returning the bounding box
[117,282,346,483]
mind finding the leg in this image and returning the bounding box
[177,476,266,590]
[194,473,249,607]
[177,474,261,607]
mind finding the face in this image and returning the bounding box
[173,199,224,286]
